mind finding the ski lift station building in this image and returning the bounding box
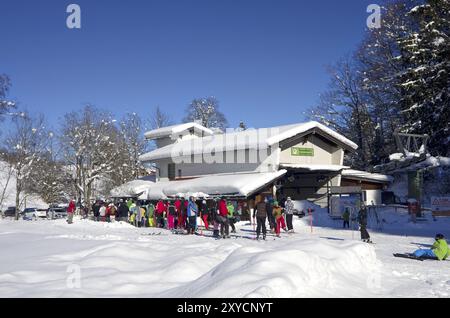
[130,122,392,210]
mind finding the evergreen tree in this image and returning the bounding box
[397,0,450,156]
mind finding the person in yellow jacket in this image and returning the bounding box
[272,201,287,237]
[413,234,449,260]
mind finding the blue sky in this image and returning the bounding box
[0,0,374,129]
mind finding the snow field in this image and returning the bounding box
[0,217,381,298]
[1,205,450,298]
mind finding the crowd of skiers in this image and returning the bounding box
[78,195,297,240]
[66,194,378,243]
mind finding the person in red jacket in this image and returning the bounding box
[218,197,230,238]
[180,197,188,229]
[155,200,167,228]
[174,198,182,229]
[67,200,76,224]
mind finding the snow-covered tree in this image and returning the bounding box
[308,0,449,166]
[356,0,419,163]
[31,131,74,205]
[397,0,450,156]
[4,113,48,219]
[116,112,149,181]
[183,97,228,130]
[0,74,16,123]
[308,59,376,169]
[60,105,122,207]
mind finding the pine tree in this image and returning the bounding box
[398,0,450,156]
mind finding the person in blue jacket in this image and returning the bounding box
[187,196,198,235]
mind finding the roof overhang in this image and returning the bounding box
[163,170,287,199]
[341,169,393,183]
[144,170,287,200]
[279,164,349,173]
[266,122,358,152]
[144,123,214,140]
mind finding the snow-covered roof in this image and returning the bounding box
[140,121,358,162]
[141,170,287,200]
[279,164,349,172]
[266,121,358,150]
[144,123,214,140]
[374,155,450,174]
[341,169,393,183]
[162,170,287,198]
[110,179,155,199]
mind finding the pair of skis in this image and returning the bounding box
[393,253,444,262]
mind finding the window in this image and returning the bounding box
[168,163,176,181]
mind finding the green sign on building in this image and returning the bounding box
[291,147,314,157]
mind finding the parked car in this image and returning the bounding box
[47,207,67,219]
[21,208,48,220]
[3,207,17,218]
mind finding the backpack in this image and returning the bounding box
[168,204,177,216]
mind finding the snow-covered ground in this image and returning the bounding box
[0,208,449,298]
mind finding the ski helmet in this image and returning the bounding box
[435,233,445,240]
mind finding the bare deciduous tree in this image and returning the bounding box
[149,106,173,130]
[0,74,16,124]
[60,105,122,207]
[183,97,228,130]
[4,113,48,219]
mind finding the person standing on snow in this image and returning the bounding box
[227,201,236,234]
[342,207,350,229]
[180,197,188,229]
[117,200,129,222]
[167,201,177,230]
[174,197,182,229]
[284,197,295,233]
[92,200,101,222]
[187,197,198,234]
[200,199,210,230]
[210,199,220,238]
[253,196,267,240]
[412,234,449,260]
[218,197,230,238]
[266,197,276,233]
[272,201,287,237]
[67,200,76,224]
[99,202,107,222]
[139,204,147,227]
[147,202,156,227]
[358,205,372,243]
[129,200,137,226]
[155,200,167,228]
[109,203,118,222]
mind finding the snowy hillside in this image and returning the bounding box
[0,161,47,211]
[1,207,449,298]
